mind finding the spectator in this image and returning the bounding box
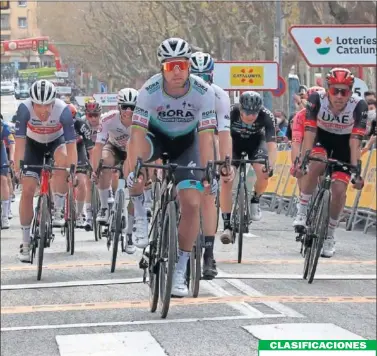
[274,110,288,137]
[286,113,295,142]
[364,91,376,102]
[361,99,376,156]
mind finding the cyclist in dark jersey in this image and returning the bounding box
[220,91,277,244]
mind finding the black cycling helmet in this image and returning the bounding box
[239,91,263,115]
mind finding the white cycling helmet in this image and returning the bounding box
[117,88,138,105]
[190,52,215,73]
[157,37,192,63]
[30,80,56,105]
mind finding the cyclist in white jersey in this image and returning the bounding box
[92,88,139,255]
[293,68,367,257]
[81,99,102,230]
[127,37,231,297]
[190,51,233,279]
[14,80,77,262]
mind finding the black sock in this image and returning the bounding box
[222,213,231,230]
[204,236,215,259]
[251,192,260,204]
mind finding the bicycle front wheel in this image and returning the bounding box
[159,201,178,319]
[91,182,101,241]
[37,195,50,281]
[67,187,75,255]
[111,189,124,273]
[190,232,202,298]
[308,190,330,284]
[237,181,246,264]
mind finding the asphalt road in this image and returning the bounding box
[1,193,376,356]
[1,95,18,122]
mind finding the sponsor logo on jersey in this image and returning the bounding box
[320,112,351,124]
[132,115,149,127]
[134,106,149,117]
[157,110,195,122]
[202,110,216,120]
[145,81,160,94]
[192,80,208,95]
[102,112,117,123]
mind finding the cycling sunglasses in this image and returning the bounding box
[120,104,135,111]
[196,73,212,83]
[328,87,351,97]
[162,60,190,72]
[87,112,100,117]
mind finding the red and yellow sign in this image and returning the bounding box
[230,66,264,87]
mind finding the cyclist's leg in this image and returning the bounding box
[249,138,269,221]
[323,138,351,257]
[75,143,88,227]
[97,143,116,223]
[201,132,219,278]
[128,133,154,248]
[51,137,69,227]
[172,134,203,297]
[293,132,327,227]
[84,174,93,229]
[219,138,240,244]
[18,138,40,261]
[1,144,10,229]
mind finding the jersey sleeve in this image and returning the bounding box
[197,88,216,133]
[351,99,368,140]
[263,109,277,143]
[14,103,31,138]
[96,113,112,144]
[2,124,15,145]
[304,92,321,132]
[215,89,231,132]
[60,106,76,144]
[77,119,95,150]
[292,110,305,143]
[131,89,150,131]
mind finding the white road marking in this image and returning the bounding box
[216,274,377,280]
[56,331,167,356]
[2,315,269,332]
[1,278,143,290]
[217,269,304,318]
[243,323,366,340]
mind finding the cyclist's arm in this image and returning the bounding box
[350,99,368,166]
[216,89,232,160]
[14,103,30,172]
[264,109,277,167]
[60,106,78,168]
[291,110,304,163]
[302,92,320,156]
[93,119,109,172]
[198,89,216,167]
[129,94,150,173]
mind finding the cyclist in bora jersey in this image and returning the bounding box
[92,88,139,255]
[293,68,367,258]
[81,100,102,230]
[220,91,277,244]
[1,116,15,229]
[189,51,233,279]
[14,80,77,262]
[127,37,226,297]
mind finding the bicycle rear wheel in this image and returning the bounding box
[159,201,178,319]
[190,232,202,298]
[149,210,161,312]
[37,195,50,280]
[111,189,124,273]
[308,190,330,284]
[66,187,75,255]
[237,180,246,264]
[91,182,101,241]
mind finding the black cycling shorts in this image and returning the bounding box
[232,134,268,168]
[103,142,127,165]
[23,135,65,180]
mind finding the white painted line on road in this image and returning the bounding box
[203,280,266,318]
[218,269,304,318]
[243,323,366,340]
[1,315,269,332]
[1,278,143,291]
[56,331,167,356]
[216,273,377,280]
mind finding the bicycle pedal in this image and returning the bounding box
[139,258,148,270]
[295,234,302,242]
[294,226,306,234]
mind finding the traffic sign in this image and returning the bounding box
[353,77,369,98]
[271,76,286,97]
[289,25,377,66]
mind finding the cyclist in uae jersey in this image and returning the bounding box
[92,88,139,254]
[190,51,232,279]
[293,68,367,258]
[127,38,221,297]
[81,100,102,230]
[14,80,77,262]
[218,91,276,245]
[1,118,15,229]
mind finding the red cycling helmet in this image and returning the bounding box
[326,68,354,87]
[85,100,102,113]
[307,86,325,96]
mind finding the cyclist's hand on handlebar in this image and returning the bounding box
[203,178,218,196]
[91,171,98,183]
[220,165,235,183]
[127,171,143,189]
[351,174,364,190]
